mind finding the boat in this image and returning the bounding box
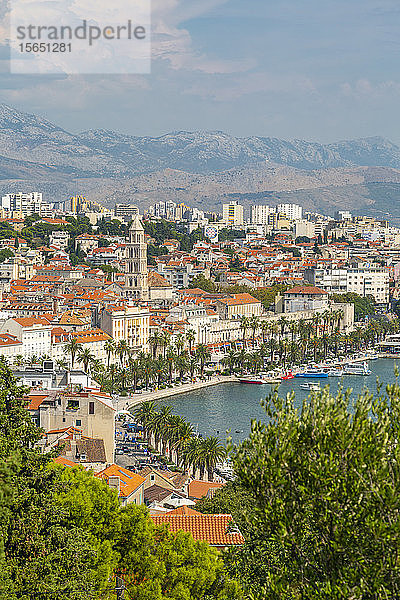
[238,376,268,385]
[343,361,371,376]
[265,377,282,385]
[300,382,321,391]
[327,368,344,377]
[281,370,294,380]
[295,368,329,379]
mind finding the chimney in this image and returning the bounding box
[108,476,120,494]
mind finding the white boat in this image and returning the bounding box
[238,376,268,385]
[327,368,343,377]
[300,382,321,391]
[343,361,371,376]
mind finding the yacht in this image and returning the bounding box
[327,368,344,377]
[343,361,371,376]
[300,382,321,391]
[295,368,329,379]
[238,376,269,385]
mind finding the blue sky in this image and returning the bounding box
[2,0,400,142]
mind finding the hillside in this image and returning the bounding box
[1,104,400,218]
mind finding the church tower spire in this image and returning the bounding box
[124,215,149,300]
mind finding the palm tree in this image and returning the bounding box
[160,331,171,358]
[182,437,203,477]
[64,337,82,369]
[151,406,172,454]
[128,357,142,392]
[171,419,194,466]
[134,400,157,443]
[195,344,211,378]
[78,347,95,373]
[175,352,189,380]
[175,334,186,357]
[201,436,226,481]
[240,316,249,344]
[186,329,196,354]
[221,349,237,374]
[104,339,116,368]
[249,315,260,347]
[116,340,129,368]
[148,331,161,358]
[13,355,24,368]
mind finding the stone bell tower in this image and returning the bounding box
[124,215,149,300]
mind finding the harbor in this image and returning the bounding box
[161,358,400,444]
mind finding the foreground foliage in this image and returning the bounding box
[0,360,240,599]
[202,382,400,599]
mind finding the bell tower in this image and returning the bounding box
[124,215,149,300]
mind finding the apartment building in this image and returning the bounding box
[222,201,244,227]
[96,303,150,351]
[27,389,116,463]
[347,268,389,305]
[277,203,303,221]
[1,317,52,359]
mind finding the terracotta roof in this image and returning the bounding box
[148,270,172,288]
[26,394,48,410]
[96,464,145,498]
[151,514,244,547]
[12,317,51,327]
[53,456,78,468]
[167,506,201,515]
[285,286,328,295]
[217,293,260,306]
[188,480,224,500]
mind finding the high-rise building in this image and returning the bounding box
[222,201,244,227]
[115,204,139,222]
[251,205,275,224]
[124,215,149,300]
[277,203,303,221]
[1,192,53,218]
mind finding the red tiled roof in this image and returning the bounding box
[285,286,328,295]
[96,464,145,498]
[151,514,243,547]
[188,480,224,499]
[26,394,48,410]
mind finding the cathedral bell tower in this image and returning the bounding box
[124,215,149,300]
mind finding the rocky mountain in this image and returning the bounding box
[2,103,400,219]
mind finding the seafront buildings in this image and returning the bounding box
[0,192,398,491]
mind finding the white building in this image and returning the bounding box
[50,231,70,250]
[97,304,150,352]
[277,203,303,221]
[346,267,389,305]
[0,317,52,359]
[222,201,244,227]
[250,205,275,225]
[1,193,53,218]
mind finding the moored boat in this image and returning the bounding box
[327,368,344,377]
[343,361,371,376]
[238,376,268,384]
[295,368,329,379]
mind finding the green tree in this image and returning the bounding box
[227,384,400,599]
[64,337,82,369]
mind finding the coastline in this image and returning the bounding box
[128,375,239,407]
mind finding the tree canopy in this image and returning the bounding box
[202,383,400,599]
[0,360,240,599]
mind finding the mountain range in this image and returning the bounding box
[1,103,400,220]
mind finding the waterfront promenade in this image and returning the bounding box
[128,375,238,407]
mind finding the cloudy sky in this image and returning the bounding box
[1,0,400,142]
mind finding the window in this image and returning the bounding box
[89,401,95,415]
[76,419,81,426]
[150,474,155,482]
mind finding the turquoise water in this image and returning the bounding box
[162,359,400,444]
